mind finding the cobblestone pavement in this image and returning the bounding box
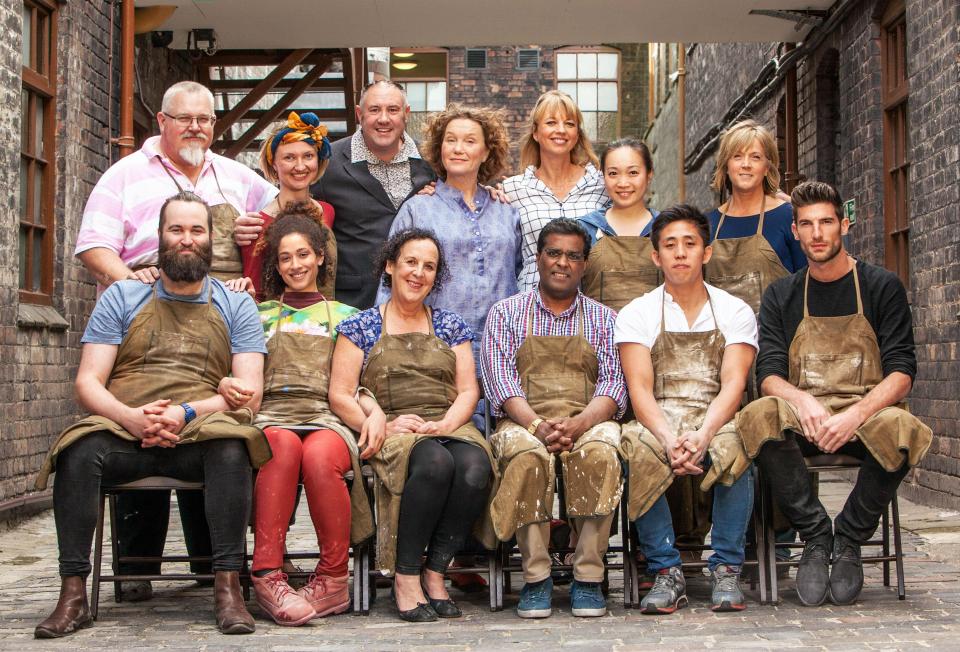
[1,472,959,651]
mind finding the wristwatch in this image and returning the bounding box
[526,417,544,435]
[180,403,197,424]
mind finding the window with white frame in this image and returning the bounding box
[556,49,619,144]
[390,49,448,139]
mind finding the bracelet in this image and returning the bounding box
[526,417,544,435]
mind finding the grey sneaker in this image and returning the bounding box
[710,565,746,612]
[640,566,687,615]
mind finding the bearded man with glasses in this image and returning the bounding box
[73,81,277,603]
[481,218,627,620]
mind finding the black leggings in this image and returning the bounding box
[53,432,252,577]
[395,439,492,575]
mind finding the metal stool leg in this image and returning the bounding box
[108,493,122,604]
[91,491,107,620]
[882,507,891,587]
[892,494,905,600]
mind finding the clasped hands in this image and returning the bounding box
[357,413,454,461]
[124,399,186,448]
[532,415,589,453]
[665,429,709,476]
[792,392,862,453]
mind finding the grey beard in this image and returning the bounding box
[178,145,206,167]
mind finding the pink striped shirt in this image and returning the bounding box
[76,136,277,269]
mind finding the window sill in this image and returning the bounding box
[17,303,69,331]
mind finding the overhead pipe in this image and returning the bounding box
[116,0,136,158]
[783,43,800,192]
[677,43,686,202]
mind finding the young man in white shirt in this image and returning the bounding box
[615,204,757,614]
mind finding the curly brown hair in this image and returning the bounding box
[420,103,511,185]
[258,200,329,300]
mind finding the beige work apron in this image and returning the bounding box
[360,304,497,574]
[161,159,243,283]
[582,234,660,312]
[705,197,790,315]
[622,290,750,520]
[489,298,623,540]
[254,298,374,544]
[738,262,932,471]
[37,283,270,489]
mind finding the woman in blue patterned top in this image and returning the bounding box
[377,103,520,364]
[329,229,496,622]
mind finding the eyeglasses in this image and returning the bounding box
[163,113,217,127]
[543,248,586,262]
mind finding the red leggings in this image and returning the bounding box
[252,427,352,576]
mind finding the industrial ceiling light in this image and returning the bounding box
[393,52,415,58]
[392,61,418,71]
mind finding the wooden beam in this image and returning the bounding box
[214,131,349,154]
[208,77,345,91]
[200,50,340,67]
[213,48,313,141]
[224,57,333,158]
[216,107,347,121]
[341,48,357,134]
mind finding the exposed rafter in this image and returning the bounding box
[748,8,827,31]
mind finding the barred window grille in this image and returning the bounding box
[516,48,540,71]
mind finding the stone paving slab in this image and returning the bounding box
[1,474,959,650]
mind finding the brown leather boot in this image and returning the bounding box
[214,570,255,634]
[35,576,92,639]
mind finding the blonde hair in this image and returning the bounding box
[420,104,511,185]
[519,90,599,169]
[711,119,781,196]
[258,123,330,186]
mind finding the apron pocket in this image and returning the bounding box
[386,368,452,414]
[267,368,322,398]
[144,330,210,378]
[600,269,659,305]
[800,352,864,395]
[710,271,762,313]
[525,372,590,409]
[656,370,720,402]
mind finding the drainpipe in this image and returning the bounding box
[784,43,799,192]
[117,0,136,158]
[677,43,686,203]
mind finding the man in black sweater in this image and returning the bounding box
[737,181,931,607]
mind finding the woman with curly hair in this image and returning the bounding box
[237,111,338,301]
[219,201,374,626]
[377,103,520,364]
[504,90,608,292]
[329,228,497,622]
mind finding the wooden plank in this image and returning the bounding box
[213,131,349,154]
[213,48,313,141]
[216,107,347,120]
[208,77,345,91]
[224,57,333,158]
[199,50,341,68]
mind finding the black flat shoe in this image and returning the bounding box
[391,587,438,622]
[427,596,462,618]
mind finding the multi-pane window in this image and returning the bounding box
[20,0,57,303]
[390,49,448,140]
[556,49,619,144]
[880,0,910,287]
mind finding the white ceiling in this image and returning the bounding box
[136,1,837,49]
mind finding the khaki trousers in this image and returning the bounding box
[516,511,615,583]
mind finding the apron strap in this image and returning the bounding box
[156,155,186,192]
[715,194,767,237]
[380,301,432,339]
[803,257,860,318]
[209,162,231,204]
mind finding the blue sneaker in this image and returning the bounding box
[517,577,553,618]
[570,580,606,617]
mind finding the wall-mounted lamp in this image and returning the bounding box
[393,52,415,58]
[392,61,418,71]
[188,28,218,59]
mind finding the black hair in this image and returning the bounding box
[536,218,591,259]
[790,180,843,221]
[259,201,330,300]
[158,191,212,233]
[375,227,449,294]
[650,204,711,250]
[600,137,654,173]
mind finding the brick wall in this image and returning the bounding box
[612,43,649,140]
[1,1,194,514]
[645,0,960,508]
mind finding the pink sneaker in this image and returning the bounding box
[251,570,316,626]
[297,573,351,618]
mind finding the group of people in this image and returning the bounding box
[33,78,931,639]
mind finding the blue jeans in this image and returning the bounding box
[634,462,754,572]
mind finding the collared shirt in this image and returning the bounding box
[350,129,422,209]
[503,164,609,292]
[577,207,660,247]
[481,288,627,418]
[614,283,758,350]
[375,180,521,362]
[76,136,277,270]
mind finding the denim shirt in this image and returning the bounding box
[376,180,522,362]
[578,207,659,247]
